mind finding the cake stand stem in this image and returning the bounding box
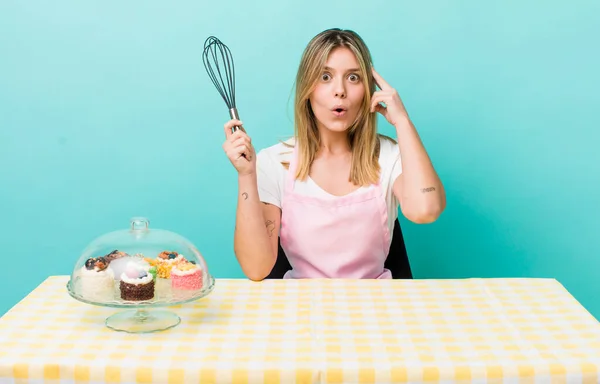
[134,309,150,322]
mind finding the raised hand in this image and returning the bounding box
[222,119,256,175]
[370,68,409,127]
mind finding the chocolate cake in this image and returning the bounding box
[119,262,155,301]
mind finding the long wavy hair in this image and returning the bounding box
[290,28,389,186]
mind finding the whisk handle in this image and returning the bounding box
[229,108,242,133]
[228,107,247,158]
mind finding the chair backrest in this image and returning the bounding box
[266,218,413,279]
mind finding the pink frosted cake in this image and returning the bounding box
[171,262,203,290]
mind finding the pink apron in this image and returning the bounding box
[279,145,392,279]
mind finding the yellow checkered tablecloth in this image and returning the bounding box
[0,276,599,383]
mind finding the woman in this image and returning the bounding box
[222,28,445,281]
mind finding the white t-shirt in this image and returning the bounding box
[256,136,403,238]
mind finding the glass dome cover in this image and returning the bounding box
[67,217,214,308]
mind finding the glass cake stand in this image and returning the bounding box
[66,217,215,333]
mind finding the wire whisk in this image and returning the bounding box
[203,36,242,133]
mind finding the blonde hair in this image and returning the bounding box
[287,28,393,186]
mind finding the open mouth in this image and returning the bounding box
[332,106,347,117]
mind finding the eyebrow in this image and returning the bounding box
[323,66,361,73]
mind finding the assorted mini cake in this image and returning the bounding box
[171,261,203,290]
[77,256,115,301]
[119,261,155,301]
[155,251,186,279]
[74,247,205,303]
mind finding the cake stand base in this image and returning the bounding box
[105,309,181,333]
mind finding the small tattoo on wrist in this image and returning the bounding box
[421,187,436,193]
[242,192,248,200]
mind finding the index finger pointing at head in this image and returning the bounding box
[372,68,392,90]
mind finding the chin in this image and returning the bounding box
[324,123,350,133]
[316,118,353,133]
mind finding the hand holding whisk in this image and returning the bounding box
[203,36,243,133]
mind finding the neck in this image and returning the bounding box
[316,126,350,156]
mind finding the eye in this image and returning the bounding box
[348,73,360,82]
[321,73,331,81]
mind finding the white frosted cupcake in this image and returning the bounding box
[77,257,115,302]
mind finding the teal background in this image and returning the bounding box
[1,1,599,318]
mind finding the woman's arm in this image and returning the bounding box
[370,69,446,224]
[234,174,281,280]
[222,119,280,280]
[391,118,445,223]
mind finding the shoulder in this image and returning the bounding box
[257,137,295,167]
[255,138,296,207]
[377,134,400,163]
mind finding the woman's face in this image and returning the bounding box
[309,46,366,134]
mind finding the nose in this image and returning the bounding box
[334,78,346,98]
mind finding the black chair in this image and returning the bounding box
[266,218,413,279]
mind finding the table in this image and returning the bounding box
[1,276,599,383]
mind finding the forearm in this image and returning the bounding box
[395,116,446,223]
[234,173,276,280]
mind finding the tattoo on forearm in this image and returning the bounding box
[242,192,248,200]
[265,220,276,237]
[421,187,436,193]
